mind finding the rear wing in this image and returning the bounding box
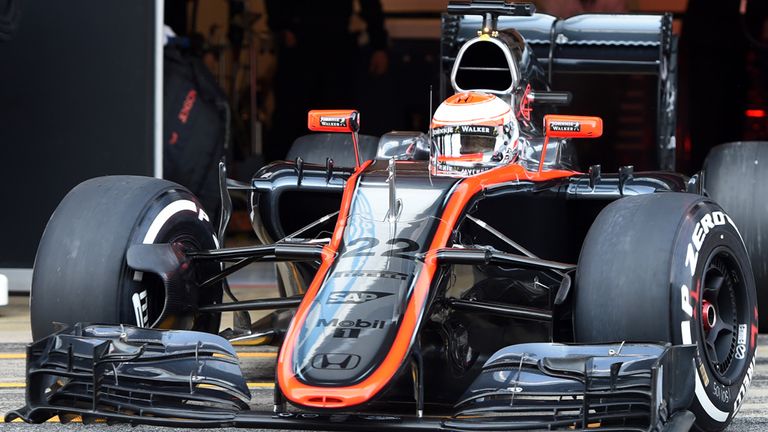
[441,10,677,170]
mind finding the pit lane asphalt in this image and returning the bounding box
[2,323,768,431]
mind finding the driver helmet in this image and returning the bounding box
[430,91,519,176]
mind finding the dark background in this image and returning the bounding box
[0,0,158,267]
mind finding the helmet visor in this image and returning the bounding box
[432,125,499,162]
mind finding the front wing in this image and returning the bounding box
[6,324,696,431]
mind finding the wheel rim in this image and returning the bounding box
[700,247,750,384]
[136,233,204,329]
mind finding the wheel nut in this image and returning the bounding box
[703,300,717,331]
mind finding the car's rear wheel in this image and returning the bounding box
[574,193,757,432]
[31,176,222,340]
[703,141,768,331]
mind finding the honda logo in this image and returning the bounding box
[311,353,361,370]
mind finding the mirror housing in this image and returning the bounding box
[308,110,360,133]
[307,109,362,168]
[544,115,603,139]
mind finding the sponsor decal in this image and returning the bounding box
[685,211,739,276]
[436,163,489,175]
[327,291,394,304]
[332,271,407,281]
[131,290,149,327]
[459,125,495,135]
[681,284,693,318]
[178,89,197,124]
[333,328,360,338]
[432,125,497,137]
[311,353,361,370]
[504,387,523,393]
[431,126,455,136]
[712,380,730,403]
[699,362,710,387]
[549,121,580,132]
[317,318,388,338]
[319,116,347,128]
[317,318,387,329]
[736,324,748,359]
[734,357,755,416]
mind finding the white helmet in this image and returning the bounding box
[430,91,519,176]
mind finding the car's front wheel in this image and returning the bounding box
[574,193,757,431]
[31,176,222,340]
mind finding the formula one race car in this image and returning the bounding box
[8,2,764,431]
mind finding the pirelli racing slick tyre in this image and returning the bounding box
[31,176,222,340]
[703,141,768,332]
[574,193,757,432]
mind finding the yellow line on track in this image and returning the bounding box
[0,353,25,359]
[236,352,277,358]
[8,416,74,423]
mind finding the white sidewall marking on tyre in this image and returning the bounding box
[695,372,730,422]
[131,290,148,327]
[198,208,210,222]
[682,318,728,420]
[735,357,755,416]
[142,200,198,244]
[681,249,730,423]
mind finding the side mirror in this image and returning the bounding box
[307,109,362,168]
[308,110,360,133]
[538,114,603,173]
[544,115,603,139]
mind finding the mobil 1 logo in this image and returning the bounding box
[317,318,388,339]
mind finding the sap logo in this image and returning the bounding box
[327,291,393,304]
[685,211,737,276]
[311,353,361,370]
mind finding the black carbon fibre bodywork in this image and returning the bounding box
[6,324,251,424]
